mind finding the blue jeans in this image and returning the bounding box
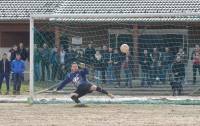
[106,64,114,84]
[34,63,40,81]
[95,70,102,84]
[13,73,23,92]
[124,68,132,87]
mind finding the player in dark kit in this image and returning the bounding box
[55,62,114,104]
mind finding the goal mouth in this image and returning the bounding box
[30,13,200,100]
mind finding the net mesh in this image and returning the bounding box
[33,19,200,96]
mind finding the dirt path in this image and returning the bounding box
[0,104,200,126]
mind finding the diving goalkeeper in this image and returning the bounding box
[55,62,114,104]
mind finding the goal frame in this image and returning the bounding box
[29,12,200,97]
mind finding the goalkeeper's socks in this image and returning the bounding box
[71,95,81,104]
[96,87,108,95]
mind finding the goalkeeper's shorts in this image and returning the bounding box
[74,83,93,98]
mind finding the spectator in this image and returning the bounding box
[9,45,18,62]
[84,43,96,65]
[150,48,162,84]
[162,47,174,83]
[41,43,50,81]
[18,43,28,61]
[11,53,25,95]
[84,43,95,81]
[58,46,66,80]
[76,49,85,64]
[94,50,103,85]
[101,45,108,84]
[50,46,60,81]
[112,49,121,88]
[176,48,187,81]
[0,53,11,95]
[121,51,134,88]
[65,47,75,72]
[104,48,114,84]
[72,48,79,62]
[140,49,152,87]
[171,56,185,95]
[191,44,200,84]
[34,44,41,81]
[176,48,187,64]
[59,64,68,80]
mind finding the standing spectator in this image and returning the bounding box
[72,48,79,63]
[84,43,96,80]
[101,45,108,84]
[171,56,185,95]
[59,64,68,80]
[9,45,18,62]
[94,50,103,85]
[50,46,60,81]
[150,48,162,84]
[84,43,96,65]
[191,44,200,84]
[0,53,11,95]
[176,48,187,64]
[176,48,188,82]
[76,49,85,64]
[104,48,114,85]
[11,53,25,95]
[162,47,174,83]
[58,46,66,80]
[65,47,74,72]
[121,51,134,88]
[18,43,28,61]
[34,44,41,81]
[41,43,50,81]
[140,49,152,87]
[112,49,121,88]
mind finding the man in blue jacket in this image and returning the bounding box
[0,53,11,95]
[11,53,25,95]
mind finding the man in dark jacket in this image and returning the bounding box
[0,53,11,95]
[40,43,50,81]
[84,43,96,65]
[140,49,152,87]
[9,45,18,62]
[104,48,114,85]
[101,45,108,84]
[11,53,25,95]
[94,50,103,85]
[112,49,121,87]
[121,51,134,88]
[150,48,162,84]
[162,47,174,83]
[18,43,28,61]
[50,46,60,81]
[34,44,41,81]
[171,56,185,96]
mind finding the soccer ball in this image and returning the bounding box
[120,44,129,53]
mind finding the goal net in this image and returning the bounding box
[30,13,200,100]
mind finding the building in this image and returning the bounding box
[1,0,200,79]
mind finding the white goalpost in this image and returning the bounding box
[29,12,200,104]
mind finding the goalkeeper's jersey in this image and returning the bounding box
[57,68,90,90]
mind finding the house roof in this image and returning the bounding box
[0,0,200,21]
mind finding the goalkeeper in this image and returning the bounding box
[55,62,114,104]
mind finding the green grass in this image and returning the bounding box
[0,81,29,95]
